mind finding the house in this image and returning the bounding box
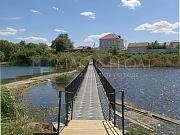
[99,33,124,52]
[159,42,171,46]
[170,39,180,47]
[127,42,149,50]
[75,46,91,50]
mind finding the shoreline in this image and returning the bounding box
[3,69,77,97]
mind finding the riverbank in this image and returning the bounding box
[3,69,77,97]
[1,69,77,135]
[92,51,180,68]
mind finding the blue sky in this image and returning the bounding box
[0,0,179,48]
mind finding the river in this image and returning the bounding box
[100,67,180,121]
[1,66,180,134]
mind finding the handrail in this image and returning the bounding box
[93,62,125,135]
[33,64,89,135]
[64,64,88,126]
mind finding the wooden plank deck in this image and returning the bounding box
[60,120,122,135]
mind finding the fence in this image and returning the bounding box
[93,63,125,135]
[122,48,179,54]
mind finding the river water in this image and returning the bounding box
[99,68,180,121]
[1,66,179,134]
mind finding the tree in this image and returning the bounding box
[0,51,5,62]
[51,33,74,52]
[176,44,180,49]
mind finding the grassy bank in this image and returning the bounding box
[92,51,180,68]
[1,87,52,135]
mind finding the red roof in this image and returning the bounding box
[76,46,91,50]
[100,33,119,40]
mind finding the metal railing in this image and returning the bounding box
[93,63,125,135]
[33,64,88,135]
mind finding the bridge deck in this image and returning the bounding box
[73,64,104,120]
[60,120,122,135]
[59,64,122,134]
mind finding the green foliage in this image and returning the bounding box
[0,40,51,65]
[0,51,5,61]
[1,87,26,121]
[176,44,180,48]
[92,51,180,67]
[147,40,167,49]
[1,87,49,135]
[108,47,119,55]
[51,33,74,52]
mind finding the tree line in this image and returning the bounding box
[0,33,74,65]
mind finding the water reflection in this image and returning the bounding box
[22,75,73,123]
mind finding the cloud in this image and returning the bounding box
[0,17,22,20]
[54,29,67,33]
[31,10,39,13]
[17,36,47,42]
[89,16,95,19]
[0,27,17,36]
[46,42,52,46]
[121,0,141,9]
[80,12,95,19]
[134,21,180,35]
[84,32,111,42]
[19,29,25,31]
[53,7,58,11]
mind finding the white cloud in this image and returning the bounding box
[89,16,95,19]
[121,0,141,9]
[134,21,180,35]
[80,12,95,19]
[19,29,26,31]
[54,29,67,33]
[0,27,17,36]
[31,10,39,13]
[17,36,47,42]
[53,7,58,11]
[84,32,111,42]
[46,42,52,46]
[0,17,22,20]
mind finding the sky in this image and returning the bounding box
[0,0,179,48]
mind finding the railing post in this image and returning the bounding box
[109,93,111,121]
[65,92,68,126]
[122,91,125,135]
[71,92,74,120]
[114,90,116,127]
[57,91,61,135]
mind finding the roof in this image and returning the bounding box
[128,42,149,47]
[100,33,119,40]
[75,46,91,50]
[171,39,180,43]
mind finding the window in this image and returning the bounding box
[107,40,110,45]
[113,40,116,45]
[101,40,105,45]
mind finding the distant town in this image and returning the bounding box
[62,33,179,54]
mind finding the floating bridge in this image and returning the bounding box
[34,62,125,135]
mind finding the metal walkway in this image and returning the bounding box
[73,63,104,120]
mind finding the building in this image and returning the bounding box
[171,39,180,47]
[127,42,149,50]
[99,33,124,52]
[159,42,171,46]
[75,46,91,50]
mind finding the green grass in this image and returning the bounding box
[1,87,51,135]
